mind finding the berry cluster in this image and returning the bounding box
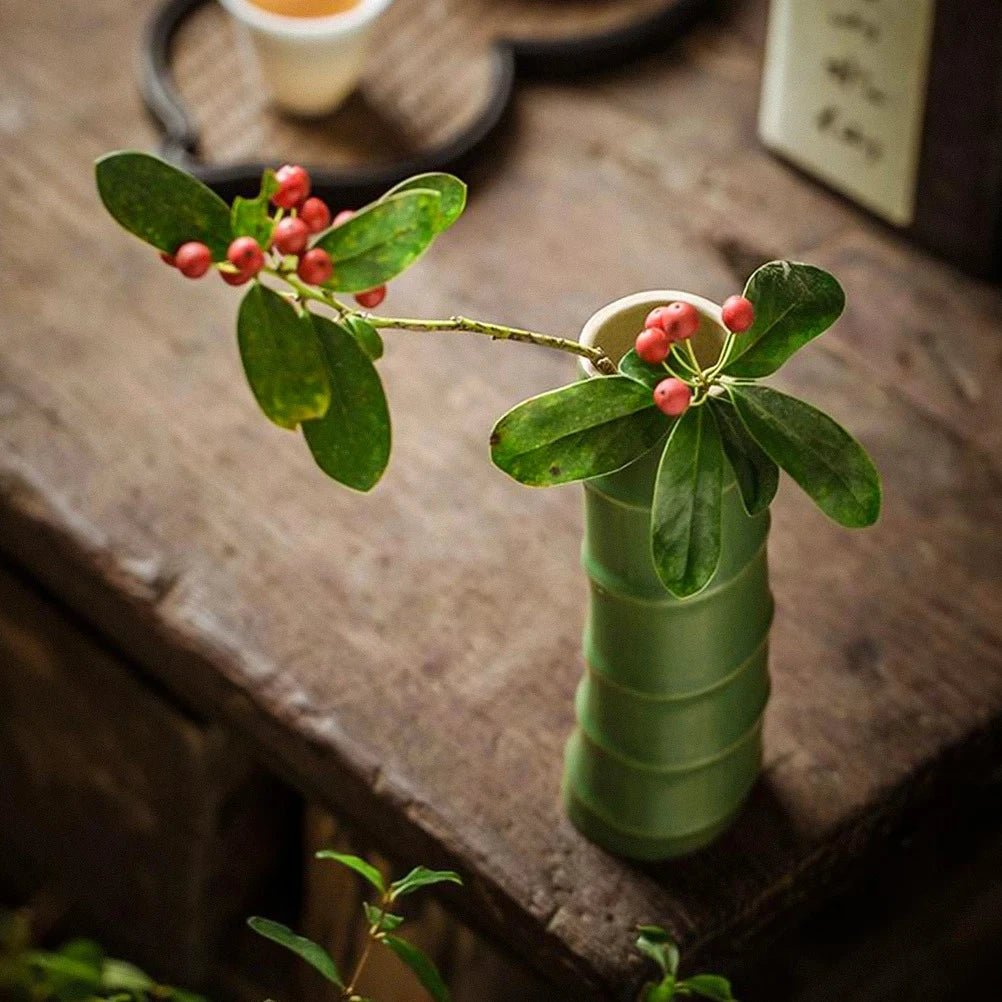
[636,295,755,418]
[158,164,387,308]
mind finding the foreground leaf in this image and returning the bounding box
[390,867,463,899]
[302,315,391,491]
[315,850,385,892]
[231,168,278,245]
[95,151,233,260]
[635,926,679,978]
[313,190,441,292]
[363,903,405,932]
[246,918,344,987]
[343,314,384,360]
[680,974,736,1001]
[237,284,331,429]
[651,406,724,598]
[724,262,845,378]
[382,936,451,1002]
[490,376,669,486]
[728,385,880,528]
[708,397,778,516]
[382,173,467,232]
[619,348,668,391]
[640,982,674,1002]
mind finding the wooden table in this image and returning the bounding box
[4,0,1002,998]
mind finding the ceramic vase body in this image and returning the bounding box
[561,292,773,861]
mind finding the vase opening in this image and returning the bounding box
[578,290,729,377]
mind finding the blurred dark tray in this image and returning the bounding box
[142,0,714,202]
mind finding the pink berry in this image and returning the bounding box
[220,267,253,287]
[272,216,309,255]
[721,295,755,333]
[227,236,265,277]
[635,327,669,365]
[175,241,212,279]
[653,378,692,417]
[272,164,311,210]
[354,285,386,309]
[332,209,355,227]
[662,301,701,342]
[300,197,331,233]
[644,306,675,332]
[160,251,176,267]
[297,248,333,285]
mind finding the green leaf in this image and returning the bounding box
[26,948,102,1002]
[99,959,155,994]
[363,903,405,932]
[490,376,669,487]
[343,314,384,360]
[382,936,451,1002]
[382,173,466,232]
[246,917,344,987]
[315,851,386,893]
[641,981,676,1002]
[679,974,736,1001]
[635,927,679,979]
[313,190,441,292]
[707,397,778,516]
[389,867,463,899]
[723,262,845,378]
[95,151,233,260]
[619,348,669,391]
[237,284,331,429]
[651,406,724,598]
[728,384,880,528]
[302,316,391,491]
[231,169,278,244]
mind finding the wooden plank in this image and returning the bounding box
[3,0,1002,997]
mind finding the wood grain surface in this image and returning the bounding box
[3,0,1002,997]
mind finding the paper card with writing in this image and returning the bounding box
[759,0,936,227]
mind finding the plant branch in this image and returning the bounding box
[343,895,387,1000]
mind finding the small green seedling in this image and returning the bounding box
[248,852,462,1002]
[635,925,737,1002]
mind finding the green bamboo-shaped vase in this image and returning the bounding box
[562,292,773,861]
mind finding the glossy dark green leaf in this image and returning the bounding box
[246,918,344,987]
[635,927,679,978]
[313,190,441,292]
[363,903,405,932]
[490,376,669,486]
[343,314,384,360]
[95,151,233,260]
[382,936,451,1002]
[679,974,736,1001]
[389,867,462,899]
[619,348,671,391]
[708,396,778,516]
[382,173,466,231]
[231,169,278,245]
[724,262,845,378]
[315,850,385,892]
[237,284,331,429]
[651,406,724,598]
[728,384,880,528]
[302,315,391,491]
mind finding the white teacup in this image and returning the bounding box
[217,0,395,117]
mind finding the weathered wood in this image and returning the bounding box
[3,0,1002,998]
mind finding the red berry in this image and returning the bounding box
[220,267,253,286]
[721,295,755,333]
[653,378,692,417]
[300,197,331,233]
[272,164,311,210]
[227,236,265,277]
[272,216,309,255]
[297,248,333,285]
[662,301,701,342]
[332,209,355,227]
[635,327,669,365]
[160,251,176,267]
[644,306,674,332]
[175,241,212,279]
[354,285,386,309]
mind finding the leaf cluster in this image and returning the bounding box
[635,926,736,1002]
[248,853,462,1002]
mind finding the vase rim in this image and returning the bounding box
[578,289,726,378]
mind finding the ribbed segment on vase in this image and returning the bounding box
[563,443,773,860]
